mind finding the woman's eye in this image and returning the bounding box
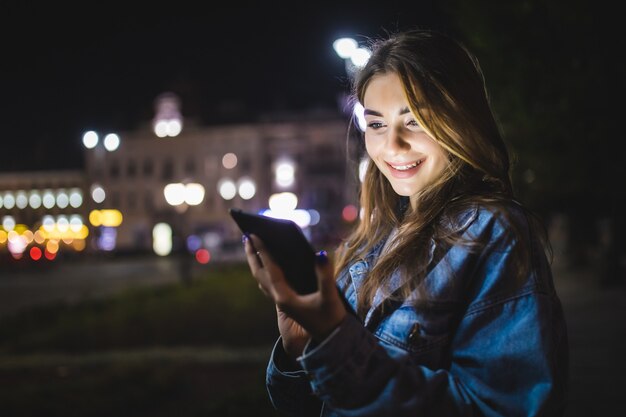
[367,122,384,129]
[407,120,421,127]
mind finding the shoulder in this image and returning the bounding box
[445,200,532,246]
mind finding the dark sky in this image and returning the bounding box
[0,3,453,173]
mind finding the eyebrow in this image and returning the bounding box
[363,106,411,117]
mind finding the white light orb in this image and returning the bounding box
[268,192,298,212]
[275,161,295,188]
[218,178,237,200]
[82,131,99,149]
[333,37,358,59]
[29,191,42,209]
[42,190,55,208]
[237,177,256,200]
[103,133,120,151]
[350,47,371,67]
[163,183,186,206]
[91,185,106,203]
[184,183,205,206]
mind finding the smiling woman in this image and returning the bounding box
[241,28,569,417]
[362,72,448,205]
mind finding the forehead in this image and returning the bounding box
[363,72,411,113]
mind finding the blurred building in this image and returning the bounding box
[0,93,359,262]
[82,94,357,258]
[0,170,89,261]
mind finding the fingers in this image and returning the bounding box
[243,234,263,273]
[248,234,298,302]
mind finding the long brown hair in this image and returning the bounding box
[334,29,545,315]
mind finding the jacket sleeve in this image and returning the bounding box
[291,213,568,416]
[266,337,323,417]
[295,292,566,416]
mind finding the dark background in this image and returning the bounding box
[1,2,451,171]
[1,0,622,272]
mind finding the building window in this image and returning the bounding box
[184,157,196,175]
[162,158,174,181]
[111,191,120,208]
[144,191,153,210]
[110,160,120,178]
[143,159,153,177]
[127,191,137,211]
[127,159,137,178]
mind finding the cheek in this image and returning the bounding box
[364,137,377,159]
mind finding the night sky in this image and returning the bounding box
[1,3,453,173]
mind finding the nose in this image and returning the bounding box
[385,126,410,155]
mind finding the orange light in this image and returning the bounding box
[44,249,57,260]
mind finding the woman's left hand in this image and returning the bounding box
[244,234,347,343]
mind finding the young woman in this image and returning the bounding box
[243,28,568,416]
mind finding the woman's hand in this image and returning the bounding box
[243,234,347,358]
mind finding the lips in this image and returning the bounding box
[386,159,424,178]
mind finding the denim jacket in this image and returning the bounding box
[266,205,569,416]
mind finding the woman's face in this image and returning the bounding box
[363,72,448,208]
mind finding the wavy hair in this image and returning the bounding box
[334,29,548,315]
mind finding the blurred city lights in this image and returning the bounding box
[56,190,69,209]
[184,183,205,206]
[30,246,42,261]
[186,235,202,252]
[29,191,42,209]
[153,92,183,138]
[69,188,83,208]
[42,190,55,208]
[154,119,182,138]
[2,192,15,209]
[153,222,173,256]
[218,178,237,200]
[262,209,312,228]
[274,160,295,188]
[164,183,205,206]
[89,209,123,227]
[269,192,298,212]
[195,248,211,264]
[342,204,359,222]
[82,131,98,149]
[2,216,15,231]
[237,177,256,200]
[308,209,320,226]
[222,153,238,169]
[15,190,28,209]
[91,184,106,203]
[353,101,367,132]
[163,183,186,206]
[98,227,117,251]
[350,48,371,67]
[333,37,358,59]
[103,133,120,151]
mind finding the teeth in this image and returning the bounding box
[392,160,421,171]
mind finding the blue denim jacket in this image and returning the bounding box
[266,205,569,416]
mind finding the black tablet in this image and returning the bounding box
[229,208,317,294]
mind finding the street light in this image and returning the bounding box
[163,182,205,285]
[333,36,371,76]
